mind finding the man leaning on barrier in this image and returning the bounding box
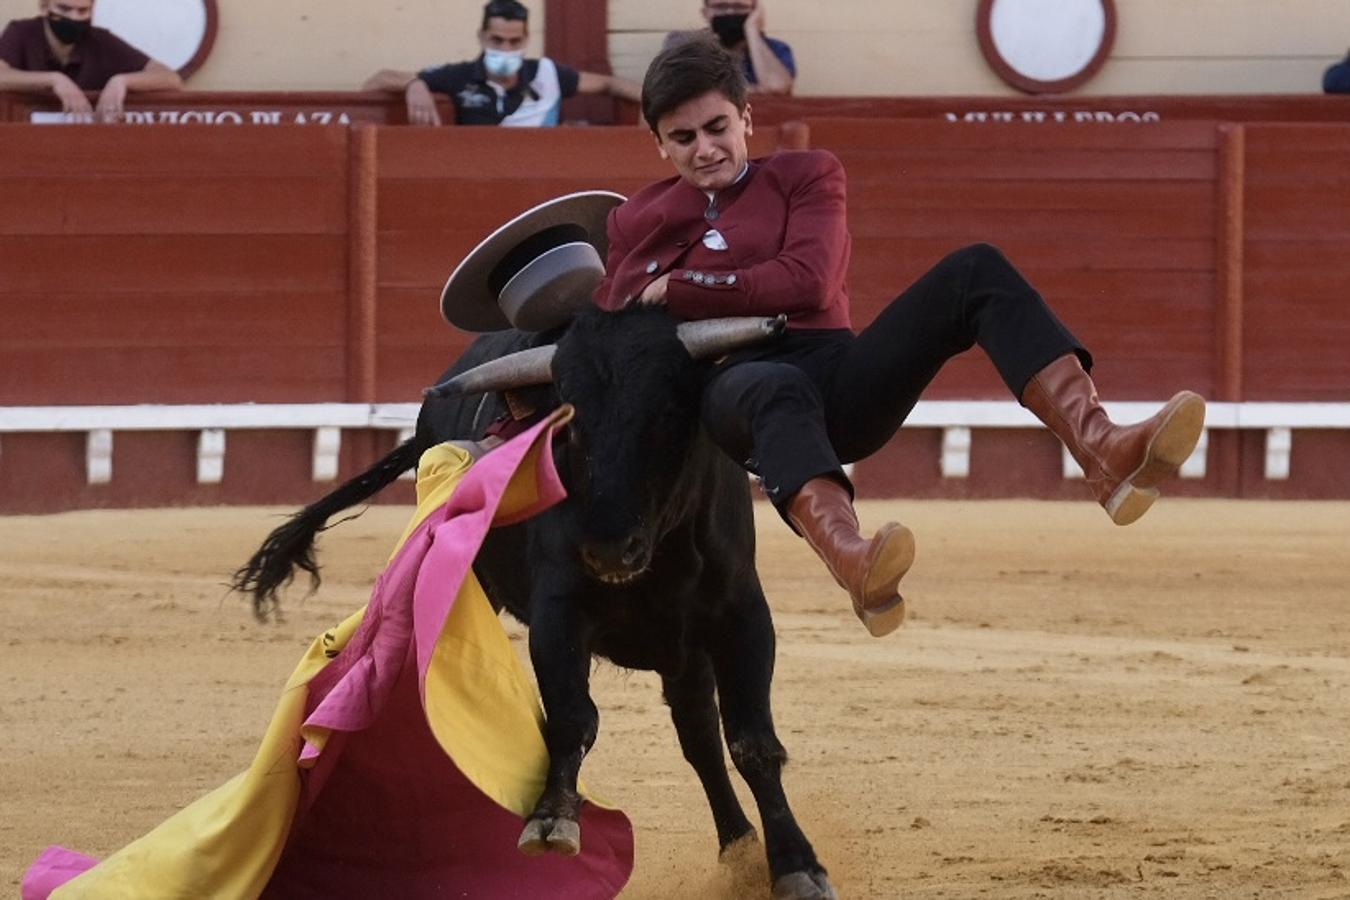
[0,0,183,120]
[363,0,641,127]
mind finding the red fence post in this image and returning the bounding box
[1216,124,1245,403]
[344,123,380,477]
[347,124,378,404]
[1215,123,1246,494]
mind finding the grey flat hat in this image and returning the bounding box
[440,190,626,333]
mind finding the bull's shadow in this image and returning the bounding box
[234,307,837,900]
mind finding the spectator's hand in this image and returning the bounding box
[745,2,767,34]
[51,73,93,115]
[95,74,129,122]
[637,273,670,306]
[405,79,442,126]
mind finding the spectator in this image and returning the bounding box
[1324,49,1350,93]
[665,0,795,95]
[364,0,641,127]
[0,0,184,120]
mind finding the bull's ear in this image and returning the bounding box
[424,344,558,398]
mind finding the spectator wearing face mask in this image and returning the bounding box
[364,0,641,127]
[665,0,795,95]
[0,0,184,120]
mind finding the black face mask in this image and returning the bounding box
[709,13,747,48]
[47,13,91,45]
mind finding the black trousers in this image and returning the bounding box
[700,243,1091,509]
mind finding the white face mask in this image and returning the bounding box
[483,47,525,78]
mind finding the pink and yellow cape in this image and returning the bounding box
[24,408,633,899]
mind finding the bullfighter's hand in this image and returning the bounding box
[95,74,128,121]
[51,73,93,115]
[637,273,670,306]
[405,79,442,126]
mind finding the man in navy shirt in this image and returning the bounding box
[364,0,640,127]
[0,0,182,119]
[665,0,796,95]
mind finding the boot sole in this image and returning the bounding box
[858,524,916,638]
[1106,392,1206,526]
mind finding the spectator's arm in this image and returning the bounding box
[122,60,183,92]
[743,5,794,95]
[363,69,441,125]
[363,69,420,92]
[0,61,93,113]
[577,70,642,103]
[95,61,182,120]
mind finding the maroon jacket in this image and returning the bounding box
[594,149,853,331]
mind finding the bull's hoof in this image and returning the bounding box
[772,870,839,900]
[517,816,581,857]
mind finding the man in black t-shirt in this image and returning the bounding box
[364,0,640,126]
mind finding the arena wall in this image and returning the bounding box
[3,0,1348,95]
[1,114,1347,511]
[612,0,1350,97]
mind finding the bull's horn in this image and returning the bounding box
[676,315,787,359]
[423,314,786,398]
[424,345,557,398]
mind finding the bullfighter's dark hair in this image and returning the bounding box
[641,35,748,133]
[481,0,529,30]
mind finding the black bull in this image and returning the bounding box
[233,308,838,899]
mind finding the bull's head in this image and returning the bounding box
[427,309,784,584]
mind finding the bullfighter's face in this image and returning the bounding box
[653,89,753,193]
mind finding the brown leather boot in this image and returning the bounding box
[786,477,915,638]
[1022,354,1206,526]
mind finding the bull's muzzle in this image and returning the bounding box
[579,533,652,585]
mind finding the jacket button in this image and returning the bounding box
[646,260,659,274]
[726,274,737,286]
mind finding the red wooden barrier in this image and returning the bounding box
[1,119,1347,510]
[744,94,1350,126]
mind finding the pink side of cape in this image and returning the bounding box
[23,418,633,900]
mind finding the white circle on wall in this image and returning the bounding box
[93,0,215,75]
[977,0,1116,94]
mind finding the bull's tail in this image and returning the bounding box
[230,436,424,620]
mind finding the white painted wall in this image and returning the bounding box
[0,0,546,90]
[3,0,1347,94]
[610,0,1350,95]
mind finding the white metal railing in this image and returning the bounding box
[0,403,419,486]
[1,401,1347,487]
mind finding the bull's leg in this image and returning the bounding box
[662,652,757,851]
[711,596,837,900]
[519,594,596,857]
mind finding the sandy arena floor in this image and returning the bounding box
[2,499,1348,898]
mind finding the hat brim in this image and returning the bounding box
[441,190,626,332]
